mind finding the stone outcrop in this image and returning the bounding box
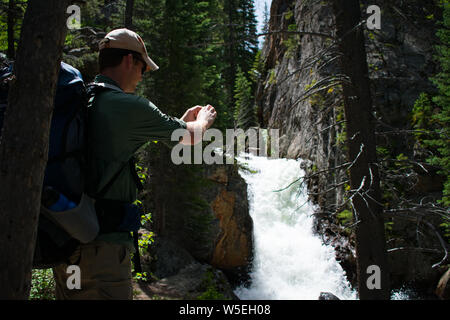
[144,146,253,284]
[208,166,253,275]
[257,0,445,295]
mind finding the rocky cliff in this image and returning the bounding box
[257,0,446,296]
[140,146,253,285]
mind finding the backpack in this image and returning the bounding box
[0,60,99,269]
[1,61,144,270]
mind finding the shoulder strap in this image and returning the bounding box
[90,82,123,93]
[86,82,123,106]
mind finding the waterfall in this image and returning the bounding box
[234,154,357,300]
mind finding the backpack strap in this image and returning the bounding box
[85,82,123,108]
[90,82,123,93]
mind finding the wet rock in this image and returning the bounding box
[318,292,340,300]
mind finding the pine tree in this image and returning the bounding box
[238,0,258,71]
[412,2,450,206]
[234,66,256,130]
[428,2,450,205]
[223,0,258,114]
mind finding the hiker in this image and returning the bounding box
[52,28,217,300]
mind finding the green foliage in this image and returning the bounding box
[133,271,148,282]
[267,68,277,84]
[0,0,27,56]
[411,93,439,141]
[412,3,450,206]
[284,23,300,58]
[233,66,257,129]
[336,209,353,236]
[440,221,450,239]
[429,3,450,206]
[249,50,265,84]
[138,231,154,254]
[337,209,353,225]
[29,269,55,300]
[196,269,228,300]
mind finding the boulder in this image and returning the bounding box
[134,262,239,300]
[318,292,340,300]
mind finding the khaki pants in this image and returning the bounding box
[53,241,132,300]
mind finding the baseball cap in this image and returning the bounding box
[99,28,159,72]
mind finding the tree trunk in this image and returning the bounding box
[331,0,390,299]
[125,0,134,29]
[0,0,69,299]
[7,0,16,59]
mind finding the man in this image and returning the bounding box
[52,28,216,299]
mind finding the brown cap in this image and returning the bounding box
[99,28,159,72]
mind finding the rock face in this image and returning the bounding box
[207,165,253,276]
[257,0,444,294]
[144,147,253,284]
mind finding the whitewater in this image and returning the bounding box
[234,154,357,300]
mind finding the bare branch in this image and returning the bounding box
[387,247,443,254]
[257,30,334,40]
[423,220,449,269]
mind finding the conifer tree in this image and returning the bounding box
[428,2,450,205]
[412,2,450,206]
[234,66,256,130]
[223,0,258,113]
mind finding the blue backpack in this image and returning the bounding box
[0,61,94,268]
[1,61,143,269]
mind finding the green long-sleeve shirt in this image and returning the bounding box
[87,75,187,203]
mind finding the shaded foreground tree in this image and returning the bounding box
[7,0,16,59]
[124,0,134,29]
[331,0,390,299]
[0,0,69,299]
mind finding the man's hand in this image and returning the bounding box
[179,104,217,145]
[196,105,217,131]
[181,105,203,123]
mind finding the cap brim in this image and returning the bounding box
[144,55,159,72]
